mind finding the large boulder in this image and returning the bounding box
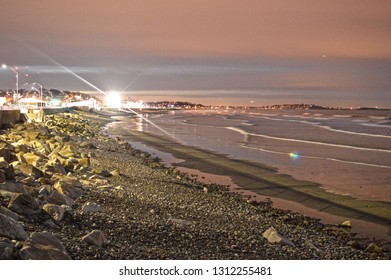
[8,193,41,216]
[262,227,295,246]
[19,231,71,260]
[0,213,28,241]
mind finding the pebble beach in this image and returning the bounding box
[0,110,389,260]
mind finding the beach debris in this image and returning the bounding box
[262,227,295,246]
[81,230,108,247]
[19,232,71,260]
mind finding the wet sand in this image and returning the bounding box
[107,127,391,242]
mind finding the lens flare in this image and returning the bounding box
[289,152,299,160]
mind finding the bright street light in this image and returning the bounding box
[105,91,122,108]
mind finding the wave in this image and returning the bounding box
[227,127,391,153]
[333,115,353,118]
[248,115,391,138]
[360,123,391,129]
[241,144,391,169]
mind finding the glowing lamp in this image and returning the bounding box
[105,91,122,108]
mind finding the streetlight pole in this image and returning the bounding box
[32,82,43,107]
[2,64,19,103]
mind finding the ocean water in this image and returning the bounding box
[111,109,391,203]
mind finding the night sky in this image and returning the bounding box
[1,0,391,107]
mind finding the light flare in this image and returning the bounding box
[289,152,299,160]
[21,39,175,139]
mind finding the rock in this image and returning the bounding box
[78,158,90,168]
[0,238,15,260]
[0,213,28,240]
[8,193,41,216]
[37,177,54,185]
[43,219,60,229]
[52,163,67,175]
[2,164,15,180]
[0,170,5,183]
[79,142,97,149]
[0,206,20,221]
[82,202,102,213]
[341,220,351,228]
[93,168,111,177]
[59,143,79,158]
[0,157,8,168]
[110,169,120,177]
[203,187,208,193]
[38,185,53,196]
[42,204,65,222]
[17,163,43,179]
[0,182,28,194]
[347,240,360,249]
[168,218,193,227]
[262,227,295,246]
[365,243,382,253]
[46,190,75,207]
[54,177,84,199]
[22,153,43,166]
[81,230,108,247]
[0,148,12,162]
[19,231,71,260]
